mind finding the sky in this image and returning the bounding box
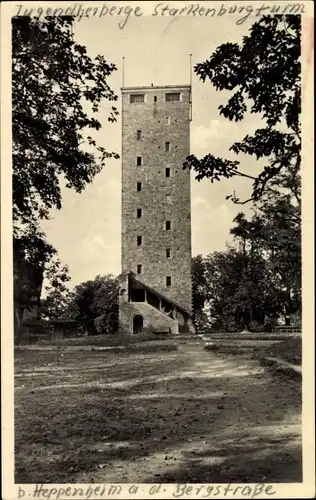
[40,10,265,288]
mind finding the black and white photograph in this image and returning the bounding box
[1,1,314,497]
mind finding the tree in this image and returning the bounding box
[190,152,301,333]
[12,16,119,329]
[40,289,75,320]
[71,275,119,333]
[202,248,282,332]
[39,274,119,332]
[242,205,300,318]
[192,255,208,329]
[183,15,301,205]
[14,223,70,334]
[228,183,301,326]
[12,15,119,228]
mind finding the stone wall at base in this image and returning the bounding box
[118,272,195,335]
[119,301,179,335]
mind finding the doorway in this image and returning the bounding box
[133,314,143,334]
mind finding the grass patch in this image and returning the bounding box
[202,333,300,341]
[204,337,301,366]
[258,357,301,380]
[36,332,172,348]
[92,344,178,354]
[257,337,301,365]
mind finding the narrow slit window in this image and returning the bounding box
[154,96,157,103]
[137,264,142,274]
[166,276,172,287]
[137,130,142,140]
[166,248,171,259]
[137,208,142,218]
[166,116,170,125]
[137,182,142,192]
[165,142,170,152]
[166,221,171,231]
[137,156,142,166]
[165,168,170,178]
[137,235,142,246]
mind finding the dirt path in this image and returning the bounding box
[15,343,301,483]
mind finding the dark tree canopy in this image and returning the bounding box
[12,16,119,332]
[184,15,301,204]
[12,15,119,228]
[191,165,301,332]
[14,223,70,325]
[70,274,119,324]
[191,255,208,327]
[39,289,74,321]
[40,274,119,334]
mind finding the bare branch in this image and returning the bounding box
[230,169,257,181]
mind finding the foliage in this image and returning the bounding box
[188,15,301,331]
[192,176,301,332]
[94,310,119,335]
[12,15,119,228]
[69,275,119,332]
[184,15,301,204]
[12,16,119,325]
[191,255,207,326]
[14,223,70,326]
[40,274,119,333]
[203,248,283,332]
[40,289,75,320]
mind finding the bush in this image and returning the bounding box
[249,321,263,333]
[94,314,108,334]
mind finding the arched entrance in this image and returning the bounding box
[133,314,143,334]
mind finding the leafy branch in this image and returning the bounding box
[184,15,301,205]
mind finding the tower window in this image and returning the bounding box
[165,221,171,231]
[137,208,142,218]
[165,168,170,178]
[154,96,157,102]
[166,194,171,204]
[137,235,142,246]
[137,264,142,274]
[166,276,172,287]
[165,92,180,102]
[137,156,142,166]
[130,94,145,103]
[165,142,170,152]
[166,248,171,259]
[137,182,142,191]
[137,130,142,140]
[166,116,170,125]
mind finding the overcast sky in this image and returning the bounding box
[41,11,265,288]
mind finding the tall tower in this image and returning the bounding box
[119,85,194,335]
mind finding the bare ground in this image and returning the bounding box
[15,343,302,483]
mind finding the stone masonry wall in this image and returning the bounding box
[121,85,193,314]
[119,301,179,335]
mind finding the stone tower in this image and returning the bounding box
[119,85,194,335]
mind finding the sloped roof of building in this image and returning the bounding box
[128,271,192,318]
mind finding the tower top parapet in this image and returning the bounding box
[121,84,191,93]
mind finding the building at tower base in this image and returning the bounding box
[119,84,194,335]
[118,271,195,335]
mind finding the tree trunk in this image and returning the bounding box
[284,288,293,325]
[14,304,25,339]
